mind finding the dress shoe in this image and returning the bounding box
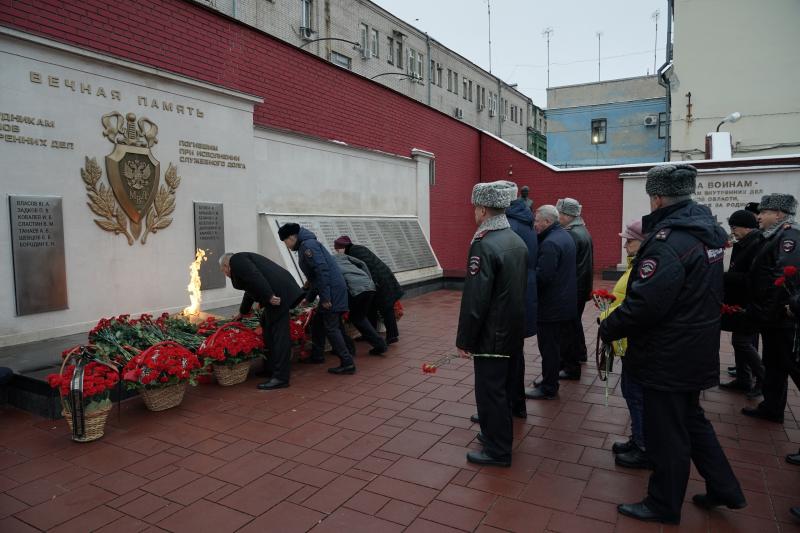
[727,367,737,377]
[745,385,763,399]
[719,379,751,392]
[558,369,580,380]
[386,337,399,345]
[257,378,289,390]
[786,451,800,466]
[525,386,557,400]
[615,445,653,469]
[368,345,388,356]
[691,493,747,510]
[617,502,679,524]
[470,413,480,424]
[328,364,356,375]
[466,450,510,467]
[791,507,800,521]
[741,406,784,423]
[476,432,487,445]
[299,356,325,364]
[612,438,635,454]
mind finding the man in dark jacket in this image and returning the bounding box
[600,164,745,524]
[221,252,305,390]
[557,197,594,373]
[526,204,576,400]
[720,209,764,396]
[457,180,527,467]
[333,252,387,355]
[741,193,800,423]
[334,236,404,344]
[279,224,355,375]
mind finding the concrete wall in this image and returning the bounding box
[670,0,800,160]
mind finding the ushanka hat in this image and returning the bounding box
[556,197,582,217]
[728,210,758,229]
[758,193,797,215]
[278,222,300,240]
[645,164,697,197]
[471,180,518,209]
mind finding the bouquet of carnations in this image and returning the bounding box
[122,340,201,410]
[421,352,509,374]
[197,322,264,386]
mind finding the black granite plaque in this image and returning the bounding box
[9,195,68,315]
[193,202,226,290]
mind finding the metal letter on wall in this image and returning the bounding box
[193,202,226,290]
[9,195,68,315]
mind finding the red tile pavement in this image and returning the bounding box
[1,288,799,532]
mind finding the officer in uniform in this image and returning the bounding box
[741,193,800,423]
[600,164,745,524]
[456,180,527,467]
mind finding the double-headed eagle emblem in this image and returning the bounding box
[80,111,181,244]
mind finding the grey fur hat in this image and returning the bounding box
[472,180,518,209]
[556,197,582,217]
[645,164,697,196]
[759,193,797,215]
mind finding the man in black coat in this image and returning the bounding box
[457,180,527,467]
[557,197,594,374]
[334,236,404,344]
[720,209,764,396]
[741,193,800,423]
[221,252,305,390]
[600,164,745,524]
[526,204,576,400]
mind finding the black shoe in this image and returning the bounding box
[512,407,527,419]
[745,385,763,399]
[612,438,636,454]
[741,406,784,423]
[791,507,800,521]
[476,432,487,446]
[691,493,747,510]
[386,337,399,345]
[786,452,800,466]
[719,379,751,391]
[466,450,510,467]
[578,353,588,363]
[299,356,325,364]
[368,345,388,356]
[525,386,556,400]
[257,378,289,390]
[615,446,653,470]
[470,413,480,424]
[328,364,356,375]
[617,502,679,524]
[558,370,580,380]
[727,368,737,377]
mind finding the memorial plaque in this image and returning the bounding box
[9,195,68,315]
[193,202,226,290]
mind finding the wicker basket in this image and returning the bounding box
[62,404,112,442]
[140,382,187,411]
[213,361,251,386]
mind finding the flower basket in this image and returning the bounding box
[140,382,187,411]
[213,361,252,386]
[197,322,263,386]
[62,403,112,442]
[122,340,201,411]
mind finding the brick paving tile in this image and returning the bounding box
[0,516,40,533]
[310,507,404,533]
[0,492,28,519]
[405,517,469,532]
[118,492,172,520]
[380,429,442,458]
[418,499,484,531]
[164,476,227,505]
[15,484,115,530]
[49,504,122,533]
[483,497,553,532]
[218,473,304,516]
[92,469,149,496]
[208,451,284,486]
[158,500,252,533]
[376,498,423,526]
[140,468,201,497]
[6,477,69,506]
[344,490,391,514]
[436,483,496,511]
[382,456,459,490]
[237,501,324,533]
[365,476,440,506]
[519,471,587,512]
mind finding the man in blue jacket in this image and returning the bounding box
[526,204,576,400]
[279,223,355,375]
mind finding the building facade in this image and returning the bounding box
[191,0,545,153]
[546,76,667,167]
[667,0,800,160]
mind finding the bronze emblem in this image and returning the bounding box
[81,111,181,244]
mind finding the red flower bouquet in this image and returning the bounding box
[394,300,404,320]
[197,322,264,367]
[47,361,119,412]
[122,340,200,411]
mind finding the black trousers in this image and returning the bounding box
[367,299,399,340]
[730,331,763,386]
[561,300,587,373]
[509,346,526,413]
[310,311,353,365]
[262,306,292,383]
[536,321,571,395]
[349,291,386,350]
[759,327,800,418]
[643,388,743,520]
[474,355,513,461]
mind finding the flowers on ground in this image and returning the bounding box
[122,341,201,389]
[197,322,264,367]
[47,355,119,413]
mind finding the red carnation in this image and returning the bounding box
[775,276,786,287]
[784,266,798,277]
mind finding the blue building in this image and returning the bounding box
[546,75,667,167]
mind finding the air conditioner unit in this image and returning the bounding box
[454,108,464,120]
[489,108,495,117]
[644,114,658,127]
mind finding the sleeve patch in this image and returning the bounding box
[468,256,481,275]
[638,258,658,279]
[655,228,671,240]
[706,246,725,263]
[304,248,314,258]
[782,239,796,253]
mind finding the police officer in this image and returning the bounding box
[457,180,527,467]
[741,194,800,423]
[600,164,745,524]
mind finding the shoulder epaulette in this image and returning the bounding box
[655,228,672,241]
[474,230,489,241]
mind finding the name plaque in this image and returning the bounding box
[193,202,226,290]
[9,195,68,315]
[275,216,437,273]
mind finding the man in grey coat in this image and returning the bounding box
[333,252,388,355]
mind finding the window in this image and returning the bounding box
[408,49,416,75]
[468,80,473,102]
[430,59,435,85]
[477,85,485,110]
[359,23,368,56]
[396,40,403,68]
[591,119,607,144]
[453,72,458,95]
[488,91,496,116]
[301,0,312,34]
[330,51,351,69]
[436,65,443,87]
[370,29,379,58]
[658,112,668,139]
[417,52,423,80]
[447,69,452,91]
[387,37,394,64]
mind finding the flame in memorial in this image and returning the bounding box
[183,248,206,316]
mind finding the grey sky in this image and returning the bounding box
[371,0,669,107]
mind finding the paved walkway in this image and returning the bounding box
[1,289,798,532]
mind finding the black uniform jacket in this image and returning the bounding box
[600,200,728,392]
[564,222,594,302]
[747,222,800,329]
[456,227,527,356]
[724,229,763,306]
[345,244,404,307]
[229,252,304,316]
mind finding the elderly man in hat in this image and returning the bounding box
[600,164,745,524]
[557,197,594,373]
[457,180,527,467]
[740,193,800,423]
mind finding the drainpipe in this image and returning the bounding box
[426,33,431,106]
[656,0,674,162]
[497,78,502,138]
[232,0,236,18]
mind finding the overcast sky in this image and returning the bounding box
[371,0,669,107]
